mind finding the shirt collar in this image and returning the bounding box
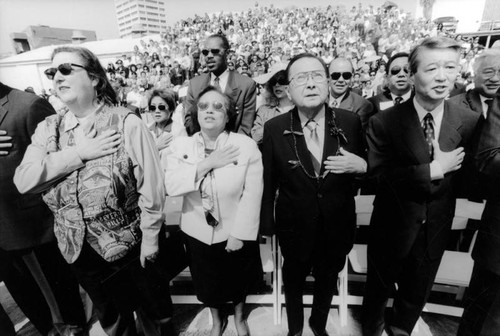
[62,104,104,133]
[391,90,412,102]
[413,97,444,122]
[194,131,230,151]
[298,107,326,129]
[211,68,229,82]
[329,91,347,106]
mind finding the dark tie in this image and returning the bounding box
[485,99,493,119]
[394,96,403,105]
[306,119,321,176]
[423,113,435,159]
[214,77,221,91]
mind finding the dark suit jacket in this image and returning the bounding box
[472,96,500,275]
[368,89,414,119]
[261,106,366,262]
[366,99,480,261]
[448,89,485,116]
[184,70,257,136]
[335,89,374,130]
[0,83,55,250]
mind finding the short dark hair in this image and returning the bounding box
[147,89,177,112]
[189,86,237,133]
[51,46,117,106]
[285,53,328,82]
[207,34,230,51]
[409,37,461,74]
[385,52,409,75]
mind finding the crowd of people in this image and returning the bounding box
[2,2,500,336]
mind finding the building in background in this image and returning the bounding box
[416,0,500,33]
[9,25,97,54]
[114,0,167,38]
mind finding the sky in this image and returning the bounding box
[0,0,418,56]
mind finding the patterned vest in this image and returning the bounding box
[42,106,142,263]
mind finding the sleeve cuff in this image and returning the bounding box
[430,160,444,180]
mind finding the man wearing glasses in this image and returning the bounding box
[362,37,480,336]
[368,52,412,117]
[328,58,374,130]
[261,54,366,336]
[184,34,256,136]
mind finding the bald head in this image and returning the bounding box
[329,58,354,98]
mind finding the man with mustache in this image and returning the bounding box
[184,34,256,136]
[328,58,373,130]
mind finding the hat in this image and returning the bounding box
[253,62,288,84]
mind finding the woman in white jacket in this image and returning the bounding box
[164,86,263,336]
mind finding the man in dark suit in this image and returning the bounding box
[328,57,374,130]
[457,47,500,336]
[362,37,481,336]
[449,48,500,119]
[184,34,256,135]
[0,82,85,335]
[368,52,412,118]
[261,54,366,336]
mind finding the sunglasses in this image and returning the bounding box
[330,72,353,80]
[201,49,223,56]
[44,63,85,80]
[390,66,409,76]
[197,101,225,112]
[149,105,167,111]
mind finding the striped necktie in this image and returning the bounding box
[213,76,221,91]
[423,113,435,159]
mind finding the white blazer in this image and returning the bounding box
[164,132,263,245]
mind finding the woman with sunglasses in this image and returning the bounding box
[14,46,174,336]
[251,68,294,145]
[147,89,187,157]
[165,86,263,336]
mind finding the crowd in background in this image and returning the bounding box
[37,3,483,115]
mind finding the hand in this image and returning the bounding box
[324,147,367,174]
[0,130,12,156]
[75,129,121,162]
[140,246,159,268]
[205,145,240,170]
[156,132,173,151]
[432,139,464,174]
[225,236,244,252]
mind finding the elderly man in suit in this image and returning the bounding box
[0,82,85,335]
[368,52,412,117]
[261,54,367,336]
[328,58,374,130]
[361,37,481,336]
[457,47,500,336]
[184,34,257,136]
[449,48,500,119]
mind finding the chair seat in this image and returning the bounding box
[349,244,368,274]
[435,251,474,287]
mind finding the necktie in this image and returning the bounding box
[305,119,321,176]
[423,113,435,159]
[331,99,338,108]
[485,99,493,120]
[394,96,403,105]
[213,77,221,91]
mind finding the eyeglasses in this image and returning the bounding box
[201,49,224,56]
[44,63,86,80]
[289,71,327,86]
[197,101,226,112]
[330,72,353,80]
[390,66,409,76]
[482,68,500,79]
[149,105,167,111]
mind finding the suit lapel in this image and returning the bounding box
[399,102,431,163]
[439,102,462,151]
[339,90,354,111]
[467,90,485,115]
[285,109,317,182]
[0,84,10,126]
[322,107,339,170]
